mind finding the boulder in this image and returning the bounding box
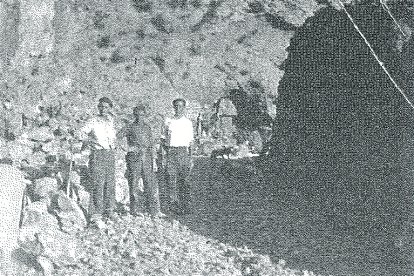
[37,228,82,268]
[19,202,82,269]
[37,256,54,276]
[0,165,26,274]
[7,141,33,162]
[199,141,215,156]
[42,139,61,155]
[55,191,87,233]
[19,202,60,260]
[20,201,60,231]
[69,171,81,186]
[27,126,54,142]
[33,177,58,201]
[27,151,47,167]
[75,185,90,212]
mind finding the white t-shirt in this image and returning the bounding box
[163,116,193,147]
[80,115,116,150]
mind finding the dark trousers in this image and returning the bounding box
[166,147,191,212]
[89,149,116,217]
[126,152,160,215]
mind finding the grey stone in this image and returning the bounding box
[55,191,87,233]
[27,127,54,142]
[33,177,58,200]
[75,185,90,213]
[42,139,61,155]
[37,256,54,276]
[27,151,47,167]
[37,228,82,267]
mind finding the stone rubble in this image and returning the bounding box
[0,116,324,276]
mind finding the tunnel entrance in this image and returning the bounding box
[273,3,410,159]
[264,3,414,274]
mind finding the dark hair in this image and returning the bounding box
[98,97,113,108]
[172,98,186,106]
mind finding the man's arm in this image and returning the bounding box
[116,124,129,151]
[146,124,158,172]
[160,118,169,151]
[188,119,194,169]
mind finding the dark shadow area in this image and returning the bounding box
[175,2,414,276]
[176,157,409,276]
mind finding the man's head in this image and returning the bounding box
[97,97,113,117]
[172,98,186,117]
[133,104,147,120]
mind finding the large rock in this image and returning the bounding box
[19,202,60,253]
[19,201,83,271]
[42,139,61,155]
[27,151,47,167]
[0,165,27,274]
[20,201,59,231]
[33,177,58,202]
[37,228,83,267]
[20,226,82,268]
[27,126,54,142]
[74,184,90,212]
[6,140,33,163]
[55,191,87,233]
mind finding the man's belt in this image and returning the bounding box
[128,145,151,153]
[167,146,189,153]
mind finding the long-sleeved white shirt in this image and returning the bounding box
[80,115,116,150]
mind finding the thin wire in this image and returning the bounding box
[337,0,414,111]
[380,0,407,38]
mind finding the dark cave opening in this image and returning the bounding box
[273,3,409,158]
[261,2,414,274]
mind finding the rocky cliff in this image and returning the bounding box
[0,0,324,119]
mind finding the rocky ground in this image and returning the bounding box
[21,214,292,276]
[2,115,322,276]
[13,153,412,276]
[15,178,323,276]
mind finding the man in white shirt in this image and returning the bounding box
[161,98,194,215]
[79,97,117,222]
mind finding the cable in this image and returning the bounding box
[380,0,407,38]
[337,0,414,111]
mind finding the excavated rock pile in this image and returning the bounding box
[1,117,323,275]
[19,214,323,276]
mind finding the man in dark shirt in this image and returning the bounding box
[119,104,162,217]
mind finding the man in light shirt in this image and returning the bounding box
[118,104,162,218]
[161,98,194,215]
[80,97,117,222]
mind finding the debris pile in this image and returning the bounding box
[19,214,322,276]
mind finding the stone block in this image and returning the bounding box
[55,191,87,233]
[27,127,54,142]
[33,177,58,200]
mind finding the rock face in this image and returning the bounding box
[0,164,26,275]
[0,0,321,124]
